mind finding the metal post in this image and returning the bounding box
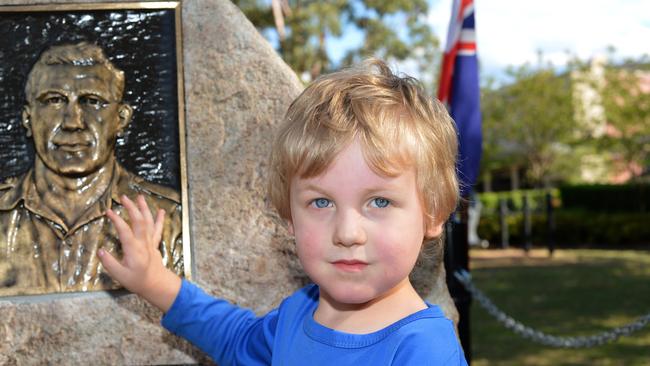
[523,194,532,252]
[499,198,509,249]
[444,200,472,363]
[545,192,556,256]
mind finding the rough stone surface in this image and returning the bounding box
[0,0,457,364]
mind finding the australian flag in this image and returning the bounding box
[438,0,482,197]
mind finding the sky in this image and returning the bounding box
[263,0,650,85]
[428,0,650,83]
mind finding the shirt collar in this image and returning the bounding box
[0,170,33,211]
[0,162,134,233]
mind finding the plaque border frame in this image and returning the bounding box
[0,1,193,283]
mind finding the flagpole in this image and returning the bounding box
[445,201,472,362]
[438,0,482,362]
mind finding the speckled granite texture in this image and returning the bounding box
[0,1,456,364]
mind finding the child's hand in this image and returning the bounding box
[98,194,181,312]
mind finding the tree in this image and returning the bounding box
[233,0,440,87]
[599,54,650,181]
[480,77,527,191]
[480,61,580,189]
[571,50,650,182]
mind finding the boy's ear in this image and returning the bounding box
[286,220,294,235]
[425,217,444,239]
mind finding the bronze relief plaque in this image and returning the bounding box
[0,2,190,296]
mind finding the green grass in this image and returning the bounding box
[469,249,650,366]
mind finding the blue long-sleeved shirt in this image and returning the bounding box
[162,280,468,365]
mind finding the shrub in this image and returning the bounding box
[477,210,650,247]
[559,184,649,212]
[476,186,650,246]
[477,189,560,215]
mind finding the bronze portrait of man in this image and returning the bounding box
[0,42,183,296]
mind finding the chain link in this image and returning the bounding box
[454,270,650,348]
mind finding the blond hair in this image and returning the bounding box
[269,59,459,227]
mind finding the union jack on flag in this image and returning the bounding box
[437,0,482,196]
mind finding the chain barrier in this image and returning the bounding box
[454,270,650,348]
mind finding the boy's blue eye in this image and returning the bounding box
[312,198,331,208]
[370,197,390,208]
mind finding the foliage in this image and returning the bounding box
[479,78,526,190]
[570,51,650,183]
[477,210,650,247]
[560,184,649,212]
[477,188,559,215]
[233,0,439,86]
[599,54,650,180]
[480,61,580,188]
[477,185,650,246]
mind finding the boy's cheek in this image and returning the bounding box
[293,225,325,247]
[295,237,326,269]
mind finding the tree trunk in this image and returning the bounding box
[510,165,520,190]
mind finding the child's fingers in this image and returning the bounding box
[97,248,130,283]
[137,195,154,227]
[106,209,136,250]
[124,195,152,240]
[121,195,143,223]
[153,209,166,249]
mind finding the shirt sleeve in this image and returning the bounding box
[162,279,277,365]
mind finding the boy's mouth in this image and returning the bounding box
[332,259,368,272]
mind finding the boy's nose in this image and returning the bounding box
[333,209,367,247]
[62,102,86,130]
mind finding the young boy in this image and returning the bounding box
[98,59,468,365]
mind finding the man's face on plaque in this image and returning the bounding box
[23,64,131,177]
